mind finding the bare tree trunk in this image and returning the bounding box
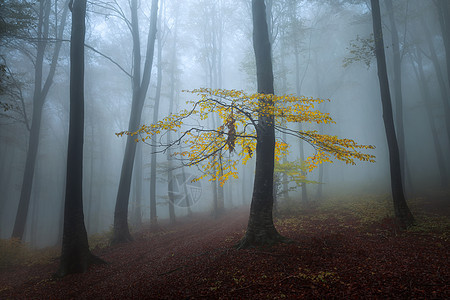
[132,142,143,227]
[421,19,450,145]
[149,3,164,228]
[411,49,448,187]
[435,0,450,93]
[56,0,103,277]
[112,0,158,244]
[166,3,178,224]
[386,0,407,187]
[370,0,414,228]
[12,0,69,240]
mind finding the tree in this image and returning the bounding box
[120,86,375,245]
[370,0,414,228]
[112,0,159,244]
[435,0,450,93]
[409,47,448,187]
[149,0,166,228]
[238,0,286,247]
[385,0,407,187]
[120,1,374,248]
[56,0,103,277]
[11,0,70,240]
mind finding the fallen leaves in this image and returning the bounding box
[0,196,449,299]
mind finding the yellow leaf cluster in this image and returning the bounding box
[116,88,375,185]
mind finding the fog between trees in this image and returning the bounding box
[0,0,448,248]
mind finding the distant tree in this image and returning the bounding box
[435,0,450,93]
[409,47,448,187]
[0,0,35,96]
[11,0,70,241]
[112,0,159,244]
[56,0,103,277]
[370,0,414,228]
[385,0,407,187]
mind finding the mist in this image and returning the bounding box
[0,0,449,297]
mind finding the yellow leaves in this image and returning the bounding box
[115,88,375,186]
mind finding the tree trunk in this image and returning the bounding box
[370,0,414,228]
[411,49,448,187]
[12,0,69,240]
[132,142,143,227]
[237,0,286,249]
[166,4,178,224]
[292,2,308,203]
[422,20,450,145]
[149,6,164,228]
[436,0,450,93]
[56,0,103,277]
[386,0,407,187]
[112,0,158,244]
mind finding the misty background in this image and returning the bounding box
[0,0,447,248]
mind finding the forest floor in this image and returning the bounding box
[0,193,449,299]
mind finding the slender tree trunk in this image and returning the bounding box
[422,20,450,145]
[12,0,69,240]
[386,0,407,187]
[112,0,158,244]
[436,0,450,93]
[237,0,286,248]
[295,52,308,203]
[166,4,178,224]
[149,6,164,228]
[370,0,414,228]
[411,49,448,187]
[132,142,142,227]
[56,0,103,277]
[181,166,193,217]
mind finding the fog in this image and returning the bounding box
[1,0,448,248]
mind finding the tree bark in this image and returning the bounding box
[370,0,414,228]
[56,0,103,277]
[112,0,158,244]
[237,0,286,249]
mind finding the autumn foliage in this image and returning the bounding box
[117,88,376,185]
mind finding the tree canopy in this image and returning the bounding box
[117,88,376,186]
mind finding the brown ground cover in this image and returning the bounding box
[1,196,449,299]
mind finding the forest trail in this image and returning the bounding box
[1,201,449,299]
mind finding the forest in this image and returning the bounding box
[0,0,449,298]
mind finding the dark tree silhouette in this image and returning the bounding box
[112,0,159,244]
[56,0,103,277]
[370,0,414,228]
[237,0,287,248]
